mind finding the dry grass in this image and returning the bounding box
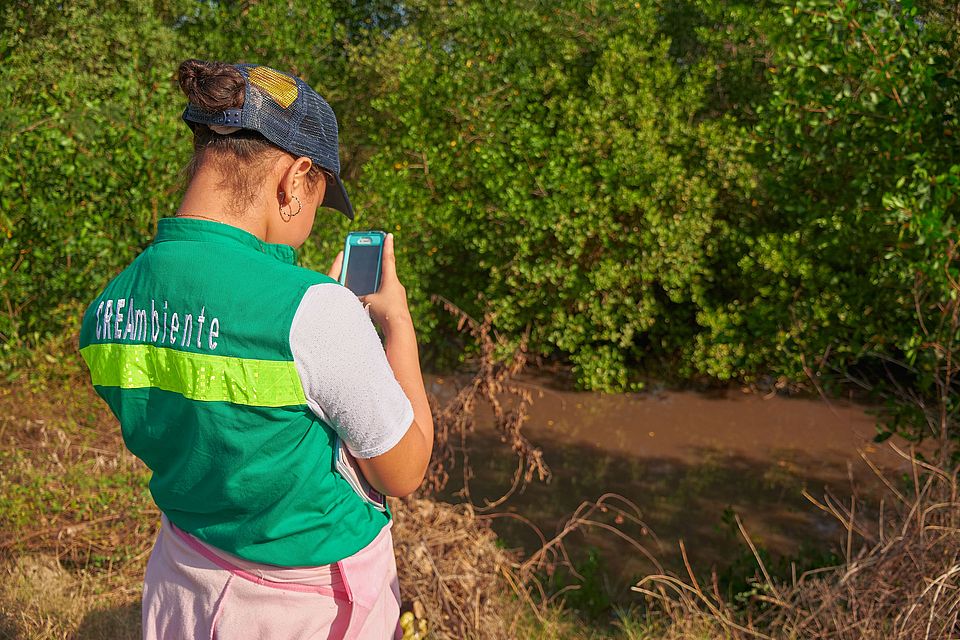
[424,297,549,507]
[0,341,565,640]
[0,554,140,640]
[392,304,586,639]
[0,374,151,639]
[634,444,960,639]
[392,497,529,639]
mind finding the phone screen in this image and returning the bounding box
[344,244,382,296]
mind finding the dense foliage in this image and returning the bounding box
[711,0,960,382]
[2,1,958,404]
[354,0,755,388]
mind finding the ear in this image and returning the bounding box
[278,156,314,204]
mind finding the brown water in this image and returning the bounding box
[429,375,911,594]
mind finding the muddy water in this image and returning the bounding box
[429,375,910,593]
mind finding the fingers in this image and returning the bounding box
[380,233,397,282]
[327,251,344,280]
[359,233,412,333]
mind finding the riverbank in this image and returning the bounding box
[429,370,915,589]
[2,368,956,639]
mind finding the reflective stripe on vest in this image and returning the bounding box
[80,343,307,407]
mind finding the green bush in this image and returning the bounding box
[0,1,186,366]
[353,0,752,389]
[2,1,958,412]
[352,0,958,391]
[693,0,960,382]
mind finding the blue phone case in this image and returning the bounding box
[339,231,386,296]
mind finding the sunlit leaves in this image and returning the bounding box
[353,0,749,389]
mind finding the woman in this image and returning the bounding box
[78,59,433,639]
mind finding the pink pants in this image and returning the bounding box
[142,515,401,639]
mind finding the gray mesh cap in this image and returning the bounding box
[182,63,354,220]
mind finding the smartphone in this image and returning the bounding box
[339,231,386,297]
[333,435,387,512]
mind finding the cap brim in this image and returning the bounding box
[322,174,355,220]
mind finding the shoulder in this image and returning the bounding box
[262,259,339,290]
[242,259,341,320]
[289,283,376,365]
[291,282,367,332]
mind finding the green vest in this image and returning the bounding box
[79,218,389,567]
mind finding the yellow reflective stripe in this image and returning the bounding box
[80,343,307,407]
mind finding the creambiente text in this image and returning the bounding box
[94,297,221,351]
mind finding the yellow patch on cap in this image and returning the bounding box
[248,66,298,109]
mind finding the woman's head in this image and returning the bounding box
[176,59,351,247]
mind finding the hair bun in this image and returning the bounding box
[178,59,245,112]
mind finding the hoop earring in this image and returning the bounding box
[280,195,303,222]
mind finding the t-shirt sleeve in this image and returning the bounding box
[289,283,414,459]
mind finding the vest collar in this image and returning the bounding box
[154,218,297,265]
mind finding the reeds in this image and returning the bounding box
[634,444,960,639]
[425,296,549,508]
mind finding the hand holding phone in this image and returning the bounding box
[328,232,412,336]
[355,233,413,335]
[327,232,432,499]
[339,231,386,297]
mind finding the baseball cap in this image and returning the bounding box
[182,63,354,220]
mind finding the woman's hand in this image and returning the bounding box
[359,234,413,336]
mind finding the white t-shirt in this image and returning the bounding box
[289,283,414,459]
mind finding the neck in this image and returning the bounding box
[177,167,268,240]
